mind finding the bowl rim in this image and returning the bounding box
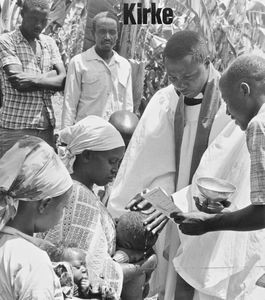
[196,176,236,193]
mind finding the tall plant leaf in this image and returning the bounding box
[184,0,216,54]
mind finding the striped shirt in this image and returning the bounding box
[246,103,265,205]
[0,28,62,129]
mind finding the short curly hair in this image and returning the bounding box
[164,30,208,64]
[92,11,119,32]
[22,0,50,11]
[222,54,265,85]
[116,211,158,251]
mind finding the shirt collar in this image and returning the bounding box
[13,28,26,43]
[14,28,47,48]
[258,103,265,114]
[246,103,265,131]
[85,45,121,65]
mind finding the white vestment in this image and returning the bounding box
[172,121,265,300]
[108,83,230,297]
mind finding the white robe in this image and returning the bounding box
[107,84,230,297]
[172,121,265,300]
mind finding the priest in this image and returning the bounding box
[107,30,230,299]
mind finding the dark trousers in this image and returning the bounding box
[0,127,55,158]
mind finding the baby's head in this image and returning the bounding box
[47,242,87,285]
[60,247,87,284]
[116,211,158,251]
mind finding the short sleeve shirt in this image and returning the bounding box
[246,103,265,205]
[0,29,62,129]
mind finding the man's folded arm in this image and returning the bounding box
[4,62,66,91]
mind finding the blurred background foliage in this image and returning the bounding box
[1,0,265,115]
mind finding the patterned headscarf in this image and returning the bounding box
[0,136,72,231]
[58,116,125,174]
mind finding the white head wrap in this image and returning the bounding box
[0,136,72,231]
[58,116,125,174]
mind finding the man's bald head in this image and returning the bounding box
[109,110,139,147]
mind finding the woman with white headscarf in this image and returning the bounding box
[43,116,155,300]
[0,135,73,300]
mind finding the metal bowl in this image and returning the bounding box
[196,177,236,201]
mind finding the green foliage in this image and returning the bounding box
[0,0,21,34]
[45,0,87,68]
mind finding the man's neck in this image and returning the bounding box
[95,46,114,63]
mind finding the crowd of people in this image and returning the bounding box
[1,0,265,300]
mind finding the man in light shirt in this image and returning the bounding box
[61,11,133,128]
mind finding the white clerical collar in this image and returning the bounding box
[193,93,204,99]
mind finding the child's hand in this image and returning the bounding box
[100,285,116,299]
[88,280,117,299]
[80,278,90,294]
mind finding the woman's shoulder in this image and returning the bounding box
[0,233,63,300]
[72,180,94,196]
[72,180,100,206]
[0,234,51,270]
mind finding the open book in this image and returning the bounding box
[142,187,182,218]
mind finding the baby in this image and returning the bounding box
[60,247,90,298]
[47,243,115,299]
[113,211,158,263]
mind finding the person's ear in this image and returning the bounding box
[81,149,91,162]
[240,82,250,96]
[38,198,52,214]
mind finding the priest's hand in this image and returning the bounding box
[143,210,169,235]
[194,196,231,214]
[125,190,168,234]
[170,211,214,235]
[125,189,155,214]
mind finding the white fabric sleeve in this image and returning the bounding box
[61,57,81,128]
[124,65,133,112]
